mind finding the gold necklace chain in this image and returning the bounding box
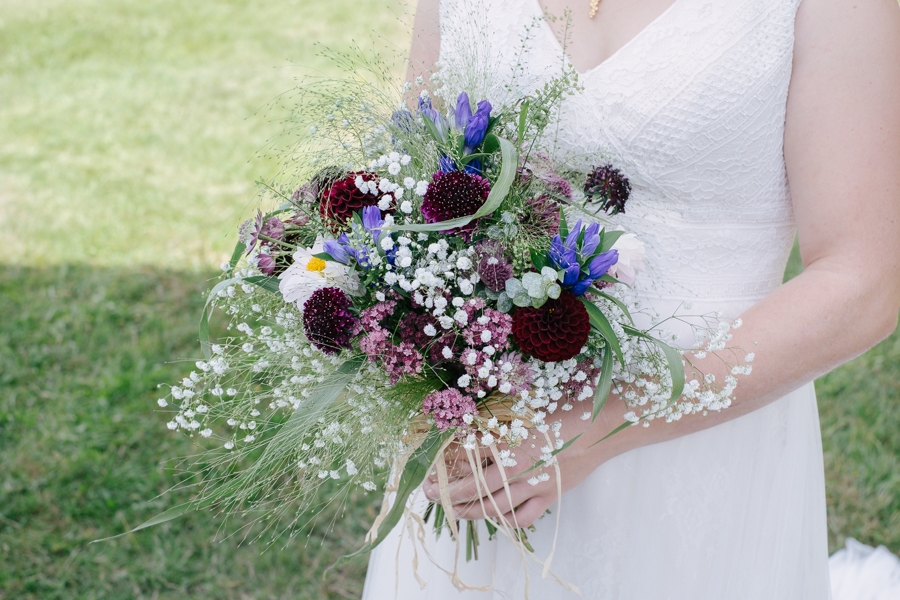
[589,0,600,18]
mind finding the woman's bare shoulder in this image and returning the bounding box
[407,0,441,81]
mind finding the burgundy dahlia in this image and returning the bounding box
[302,287,359,355]
[584,164,632,215]
[319,172,391,232]
[512,291,591,362]
[421,170,490,235]
[423,388,477,431]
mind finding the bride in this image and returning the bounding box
[363,0,900,597]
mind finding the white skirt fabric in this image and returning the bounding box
[830,539,900,600]
[362,381,833,599]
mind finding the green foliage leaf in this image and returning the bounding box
[593,290,634,325]
[481,133,500,155]
[243,275,280,294]
[345,427,453,558]
[579,297,624,366]
[517,100,529,144]
[599,229,625,253]
[422,115,446,145]
[558,208,569,239]
[530,248,548,271]
[592,346,614,422]
[229,240,247,270]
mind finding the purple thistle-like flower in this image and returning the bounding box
[521,195,561,235]
[302,287,359,355]
[260,216,285,243]
[239,210,265,255]
[256,253,276,276]
[584,164,632,215]
[423,388,477,431]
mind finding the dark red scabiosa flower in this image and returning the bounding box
[584,164,632,215]
[421,170,490,236]
[302,287,359,355]
[512,290,591,362]
[319,172,392,232]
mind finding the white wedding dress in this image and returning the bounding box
[362,0,893,597]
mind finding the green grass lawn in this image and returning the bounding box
[1,1,898,598]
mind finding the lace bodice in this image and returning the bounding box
[437,0,802,304]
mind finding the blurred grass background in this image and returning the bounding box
[0,1,897,598]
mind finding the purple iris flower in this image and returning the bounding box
[324,206,395,270]
[463,159,483,175]
[464,100,492,152]
[418,96,448,142]
[323,239,350,264]
[453,92,472,129]
[391,109,415,133]
[548,219,619,296]
[438,155,457,173]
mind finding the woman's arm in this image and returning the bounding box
[405,0,441,84]
[426,0,900,527]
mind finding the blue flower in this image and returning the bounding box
[453,92,472,130]
[323,239,350,264]
[464,100,492,152]
[438,155,457,173]
[324,206,395,270]
[391,109,415,133]
[418,96,448,142]
[547,219,618,296]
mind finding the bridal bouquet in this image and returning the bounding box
[145,56,747,581]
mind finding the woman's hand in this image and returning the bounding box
[422,399,622,528]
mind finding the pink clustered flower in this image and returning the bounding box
[423,388,477,431]
[495,352,534,396]
[359,300,424,384]
[560,358,604,404]
[462,307,512,351]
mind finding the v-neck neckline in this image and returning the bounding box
[532,0,686,77]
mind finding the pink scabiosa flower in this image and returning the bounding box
[301,287,359,355]
[423,388,477,431]
[421,170,490,235]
